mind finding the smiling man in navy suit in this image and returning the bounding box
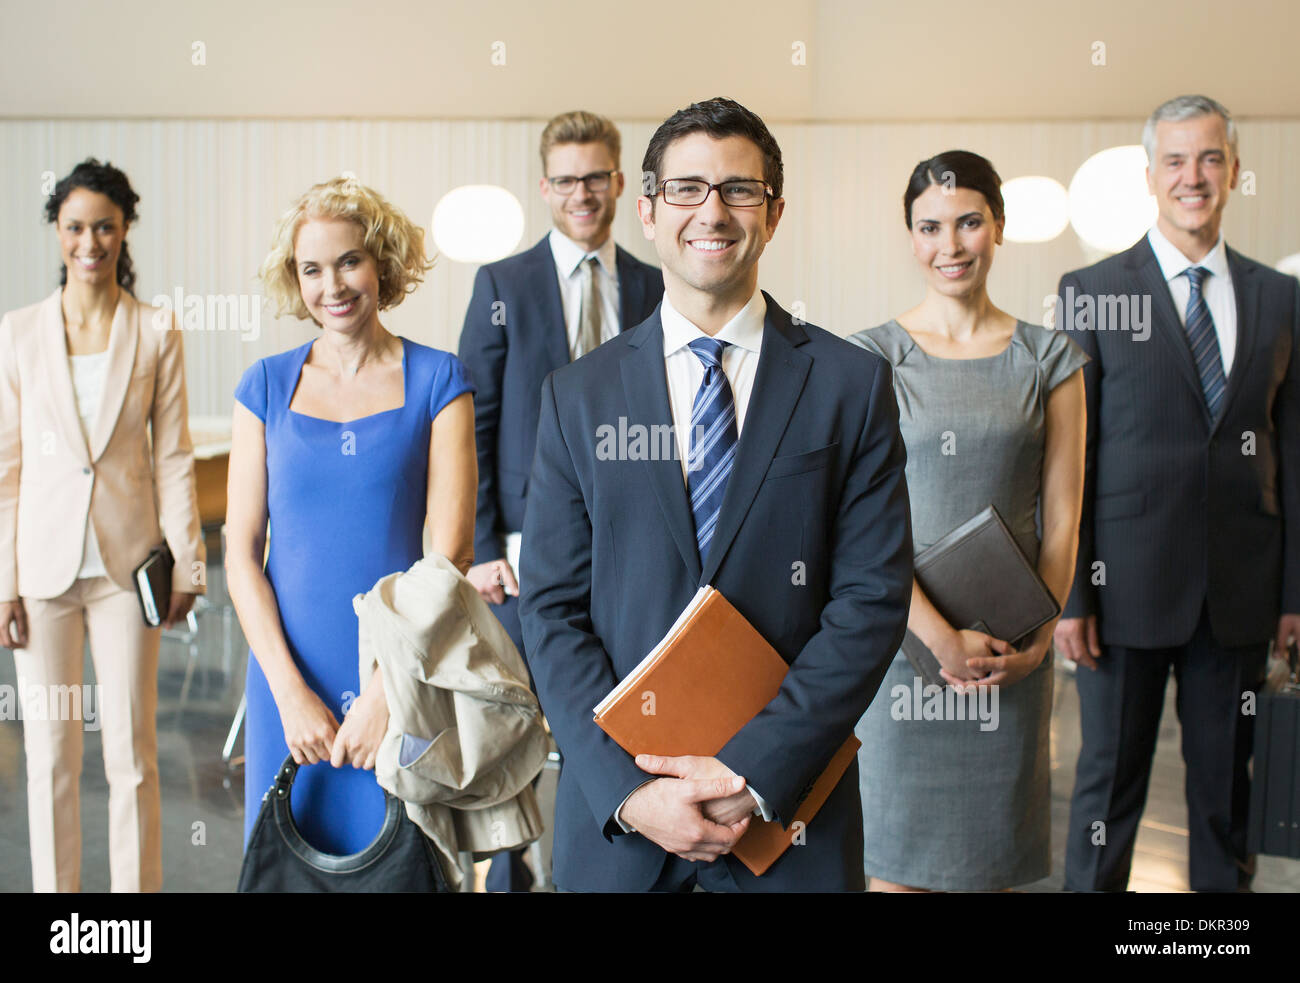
[519,97,913,892]
[458,109,662,892]
[459,110,663,650]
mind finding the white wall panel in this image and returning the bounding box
[2,117,1296,414]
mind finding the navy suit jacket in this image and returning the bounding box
[1059,236,1300,648]
[518,294,914,891]
[458,235,663,566]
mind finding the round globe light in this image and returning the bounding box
[1001,176,1070,243]
[432,185,524,263]
[1068,146,1158,254]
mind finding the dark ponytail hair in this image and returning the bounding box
[44,158,140,294]
[902,150,1004,230]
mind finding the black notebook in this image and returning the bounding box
[133,543,174,628]
[900,505,1060,688]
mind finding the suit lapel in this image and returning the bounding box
[1130,238,1207,421]
[615,247,645,333]
[620,314,702,583]
[523,236,570,370]
[89,292,138,462]
[37,289,91,468]
[699,294,811,586]
[1214,247,1258,433]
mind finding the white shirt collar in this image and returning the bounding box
[661,287,766,357]
[1147,224,1229,283]
[548,227,617,280]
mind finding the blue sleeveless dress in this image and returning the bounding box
[234,336,474,855]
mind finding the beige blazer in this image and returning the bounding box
[354,553,547,890]
[0,288,205,602]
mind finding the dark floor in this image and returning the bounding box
[1,554,1297,892]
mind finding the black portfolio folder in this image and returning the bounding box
[900,505,1060,688]
[133,542,174,628]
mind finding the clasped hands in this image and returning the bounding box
[619,754,758,862]
[279,669,389,771]
[932,628,1050,690]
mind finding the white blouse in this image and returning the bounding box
[69,351,110,579]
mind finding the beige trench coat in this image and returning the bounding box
[354,553,547,889]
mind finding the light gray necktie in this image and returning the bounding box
[577,255,603,359]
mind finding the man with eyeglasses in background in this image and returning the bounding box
[519,97,912,891]
[458,109,662,891]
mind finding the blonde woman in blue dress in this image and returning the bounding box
[851,151,1087,891]
[225,176,477,858]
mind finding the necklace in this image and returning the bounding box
[334,335,388,378]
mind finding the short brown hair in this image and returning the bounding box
[643,97,783,201]
[539,110,621,172]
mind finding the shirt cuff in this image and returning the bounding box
[748,786,773,822]
[613,780,656,833]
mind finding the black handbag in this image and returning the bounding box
[237,756,451,892]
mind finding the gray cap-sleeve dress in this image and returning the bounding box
[849,318,1088,890]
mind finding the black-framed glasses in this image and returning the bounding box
[650,178,773,207]
[546,170,620,195]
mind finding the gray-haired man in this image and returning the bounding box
[1056,94,1300,891]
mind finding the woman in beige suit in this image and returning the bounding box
[0,159,205,892]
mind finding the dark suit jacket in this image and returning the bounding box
[1060,235,1300,648]
[518,294,914,891]
[457,235,663,566]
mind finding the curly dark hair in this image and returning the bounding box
[642,97,783,207]
[44,158,140,293]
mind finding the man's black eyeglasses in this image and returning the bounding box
[649,179,773,207]
[546,170,620,195]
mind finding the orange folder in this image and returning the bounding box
[594,586,861,876]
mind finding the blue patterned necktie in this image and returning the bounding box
[686,338,737,563]
[1183,266,1227,419]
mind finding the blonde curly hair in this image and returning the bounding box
[259,175,434,321]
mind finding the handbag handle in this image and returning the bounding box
[267,755,405,874]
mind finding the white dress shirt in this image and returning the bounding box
[1147,225,1238,376]
[615,285,774,833]
[69,351,109,579]
[662,287,766,480]
[548,227,621,360]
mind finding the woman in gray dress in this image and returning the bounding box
[851,151,1087,891]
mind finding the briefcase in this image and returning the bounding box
[1247,641,1300,859]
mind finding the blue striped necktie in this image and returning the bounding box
[686,338,737,563]
[1183,266,1227,419]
